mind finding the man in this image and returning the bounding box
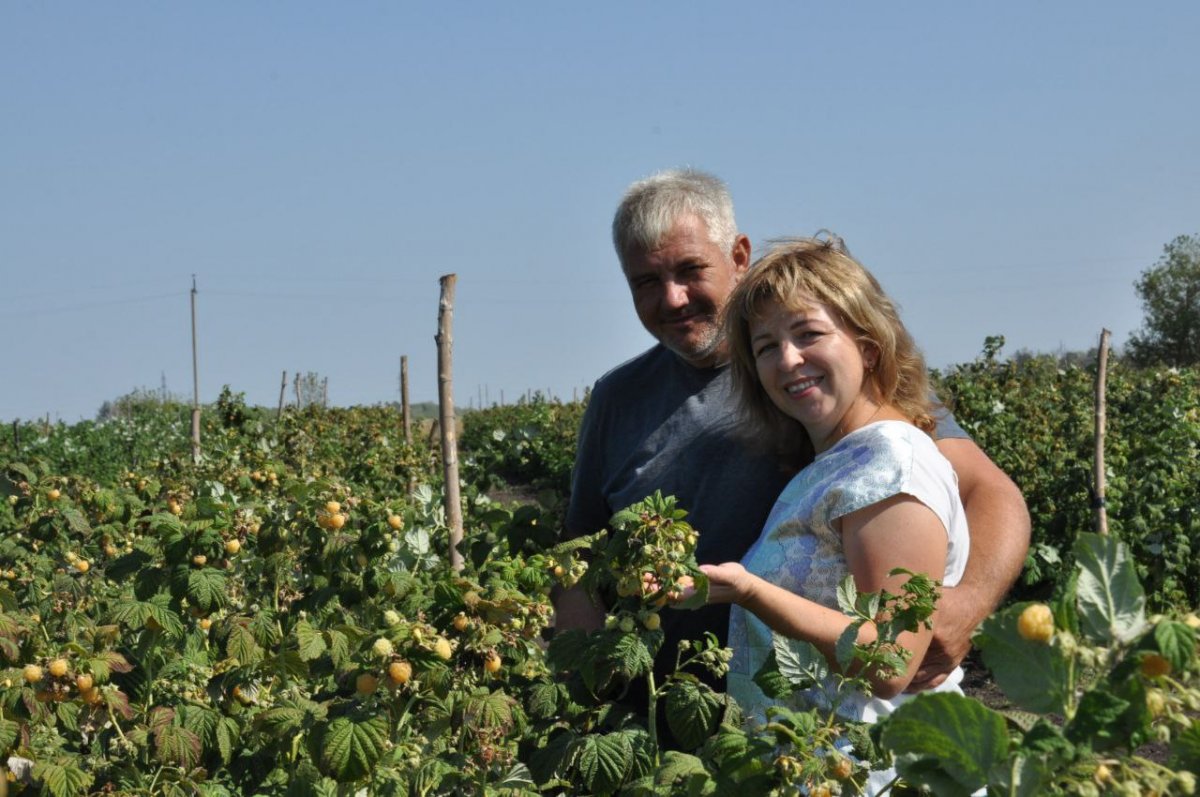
[558,169,1030,690]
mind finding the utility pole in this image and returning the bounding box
[1094,329,1111,536]
[190,275,201,463]
[436,274,464,572]
[401,356,412,445]
[277,370,288,420]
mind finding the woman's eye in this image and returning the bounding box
[754,342,777,358]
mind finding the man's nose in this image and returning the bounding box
[663,280,689,309]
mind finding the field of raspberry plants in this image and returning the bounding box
[1,352,1199,796]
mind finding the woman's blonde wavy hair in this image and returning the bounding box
[724,234,936,469]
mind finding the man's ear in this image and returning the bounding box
[731,234,751,275]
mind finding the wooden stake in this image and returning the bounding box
[436,274,464,572]
[294,372,301,408]
[277,371,288,420]
[1094,329,1111,536]
[322,377,329,408]
[190,275,201,463]
[11,420,19,452]
[401,355,412,445]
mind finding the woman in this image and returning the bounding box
[703,236,969,787]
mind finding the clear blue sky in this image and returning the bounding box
[3,2,1197,422]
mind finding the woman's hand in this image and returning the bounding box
[697,562,754,604]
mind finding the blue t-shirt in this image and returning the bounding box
[728,421,969,727]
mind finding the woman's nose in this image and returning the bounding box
[779,341,804,369]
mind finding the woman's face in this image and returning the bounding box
[748,296,878,452]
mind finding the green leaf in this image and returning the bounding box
[976,603,1071,714]
[880,692,1009,796]
[295,619,327,661]
[576,731,633,794]
[250,609,282,647]
[609,630,654,681]
[1170,722,1200,772]
[771,632,829,689]
[654,750,709,787]
[835,620,862,671]
[527,728,578,784]
[314,712,389,782]
[104,549,155,584]
[665,680,723,751]
[546,629,590,673]
[88,651,132,683]
[56,700,80,732]
[283,762,328,797]
[155,723,202,769]
[187,568,228,612]
[327,629,349,668]
[227,621,264,665]
[180,705,219,746]
[216,716,240,764]
[463,691,515,731]
[410,759,454,795]
[1073,532,1147,645]
[1064,685,1137,752]
[60,508,91,535]
[836,576,858,614]
[673,572,708,610]
[495,762,536,791]
[752,650,795,700]
[31,760,95,797]
[0,717,19,753]
[1153,620,1196,672]
[147,607,184,638]
[526,681,560,719]
[985,755,1053,797]
[256,707,305,738]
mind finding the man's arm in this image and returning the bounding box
[909,437,1031,690]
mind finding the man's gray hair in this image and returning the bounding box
[612,169,738,266]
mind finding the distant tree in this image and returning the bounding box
[1127,234,1200,367]
[296,371,327,408]
[97,387,187,421]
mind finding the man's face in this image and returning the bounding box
[622,214,751,368]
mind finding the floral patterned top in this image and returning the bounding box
[727,421,970,727]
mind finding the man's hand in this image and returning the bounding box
[909,437,1032,692]
[550,584,605,633]
[908,584,977,690]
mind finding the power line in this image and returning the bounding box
[1,291,187,318]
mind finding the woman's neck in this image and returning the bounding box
[809,400,908,454]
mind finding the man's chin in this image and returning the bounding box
[661,333,725,368]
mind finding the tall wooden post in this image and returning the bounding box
[294,372,301,408]
[1094,329,1111,536]
[190,276,201,463]
[11,420,19,453]
[401,355,412,445]
[277,371,288,420]
[322,378,329,408]
[436,274,464,572]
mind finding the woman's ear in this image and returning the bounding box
[861,342,880,372]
